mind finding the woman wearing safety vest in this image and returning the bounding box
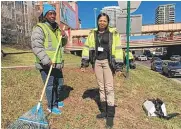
[31,4,67,115]
[81,13,124,128]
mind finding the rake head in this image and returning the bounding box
[7,104,49,129]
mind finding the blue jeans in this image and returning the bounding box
[40,68,64,109]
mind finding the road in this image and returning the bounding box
[136,60,181,83]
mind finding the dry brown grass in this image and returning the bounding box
[2,46,181,129]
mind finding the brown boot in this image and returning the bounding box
[96,101,107,119]
[106,106,115,128]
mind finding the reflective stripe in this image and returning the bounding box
[35,23,63,64]
[82,56,89,59]
[45,48,56,51]
[115,59,123,62]
[84,46,95,50]
[115,46,122,49]
[89,47,95,50]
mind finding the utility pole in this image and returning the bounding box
[126,1,131,78]
[93,8,97,28]
[117,1,141,78]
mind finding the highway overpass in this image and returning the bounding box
[69,23,181,38]
[65,36,181,50]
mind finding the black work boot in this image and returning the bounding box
[96,101,107,119]
[106,106,115,129]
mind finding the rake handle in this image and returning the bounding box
[39,35,62,103]
[37,26,65,111]
[39,65,54,102]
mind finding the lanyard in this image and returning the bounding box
[98,34,103,47]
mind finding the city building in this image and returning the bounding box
[155,4,176,40]
[1,1,80,46]
[101,6,123,27]
[1,1,36,44]
[155,4,175,24]
[24,1,36,36]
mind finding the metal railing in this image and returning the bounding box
[65,35,181,50]
[121,35,181,44]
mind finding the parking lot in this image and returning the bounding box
[136,60,181,83]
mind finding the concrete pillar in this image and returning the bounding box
[78,37,80,45]
[69,36,73,47]
[69,28,72,46]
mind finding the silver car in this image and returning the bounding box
[138,55,147,61]
[162,61,181,77]
[170,55,181,61]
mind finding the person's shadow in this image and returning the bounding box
[82,88,102,112]
[46,85,74,118]
[58,85,74,101]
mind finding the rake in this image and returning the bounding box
[7,32,64,129]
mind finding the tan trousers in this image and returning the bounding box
[94,59,114,106]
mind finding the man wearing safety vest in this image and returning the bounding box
[124,50,136,69]
[31,4,67,115]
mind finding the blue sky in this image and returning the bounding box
[77,1,181,40]
[77,1,181,28]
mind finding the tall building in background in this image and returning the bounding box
[24,1,36,36]
[1,1,36,44]
[155,4,176,39]
[155,4,175,53]
[101,6,123,27]
[155,4,175,24]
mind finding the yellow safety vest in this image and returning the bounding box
[125,52,134,60]
[82,27,123,63]
[35,23,63,63]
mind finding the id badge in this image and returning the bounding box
[98,47,104,52]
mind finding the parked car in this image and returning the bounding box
[147,56,153,60]
[162,61,181,77]
[151,61,163,73]
[150,57,162,63]
[155,52,163,56]
[138,55,147,61]
[170,55,181,61]
[144,50,152,60]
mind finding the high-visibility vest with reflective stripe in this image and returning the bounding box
[82,27,124,62]
[35,23,63,63]
[125,52,134,59]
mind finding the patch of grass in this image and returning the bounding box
[2,45,31,53]
[2,46,181,129]
[2,53,35,66]
[1,45,81,67]
[2,52,81,67]
[2,66,181,129]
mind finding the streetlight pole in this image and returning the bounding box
[126,1,131,78]
[93,8,97,28]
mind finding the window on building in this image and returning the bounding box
[32,1,35,8]
[25,5,27,13]
[12,9,15,19]
[2,1,8,6]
